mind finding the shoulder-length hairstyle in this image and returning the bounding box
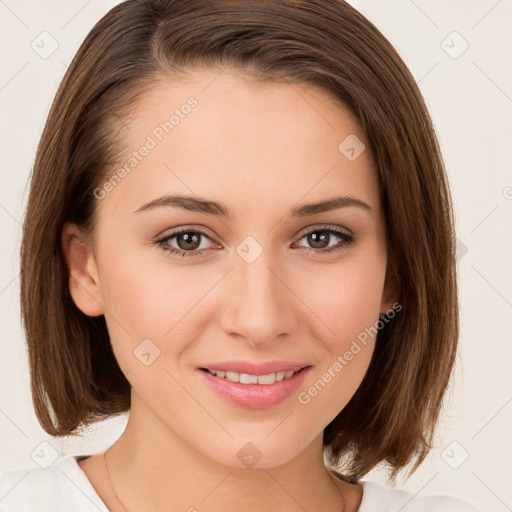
[20,0,458,482]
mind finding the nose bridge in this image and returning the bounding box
[220,237,295,344]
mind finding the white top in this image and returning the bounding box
[0,455,481,512]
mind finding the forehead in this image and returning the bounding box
[96,68,379,222]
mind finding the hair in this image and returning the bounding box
[20,0,458,483]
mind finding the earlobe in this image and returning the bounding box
[61,222,104,317]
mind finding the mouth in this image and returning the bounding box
[198,366,310,385]
[197,364,313,409]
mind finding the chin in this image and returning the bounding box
[202,434,310,471]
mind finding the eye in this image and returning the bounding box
[155,225,355,258]
[155,227,218,258]
[293,226,355,255]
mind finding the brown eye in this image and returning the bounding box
[156,228,216,258]
[175,231,202,251]
[306,231,331,249]
[295,227,355,255]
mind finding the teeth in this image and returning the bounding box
[225,371,239,382]
[240,373,258,384]
[205,368,300,385]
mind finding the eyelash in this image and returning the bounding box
[155,225,355,259]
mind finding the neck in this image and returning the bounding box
[104,392,361,512]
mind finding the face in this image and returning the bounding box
[66,68,395,469]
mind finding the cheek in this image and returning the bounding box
[95,244,210,376]
[295,278,382,435]
[293,253,385,421]
[310,253,386,349]
[295,340,374,440]
[98,244,211,334]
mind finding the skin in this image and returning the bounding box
[62,68,397,512]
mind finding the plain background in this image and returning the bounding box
[0,1,511,510]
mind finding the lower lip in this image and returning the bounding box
[197,367,311,409]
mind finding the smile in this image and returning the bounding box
[200,368,300,385]
[197,366,312,409]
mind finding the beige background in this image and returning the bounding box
[0,1,511,510]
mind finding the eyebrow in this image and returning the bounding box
[133,193,373,217]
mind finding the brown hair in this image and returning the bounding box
[20,0,458,482]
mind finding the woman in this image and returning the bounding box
[0,0,479,510]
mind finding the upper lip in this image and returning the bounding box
[198,360,311,375]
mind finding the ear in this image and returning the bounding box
[61,222,104,317]
[380,262,399,314]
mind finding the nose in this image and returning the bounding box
[219,244,298,348]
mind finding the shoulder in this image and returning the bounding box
[359,479,482,512]
[0,455,109,512]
